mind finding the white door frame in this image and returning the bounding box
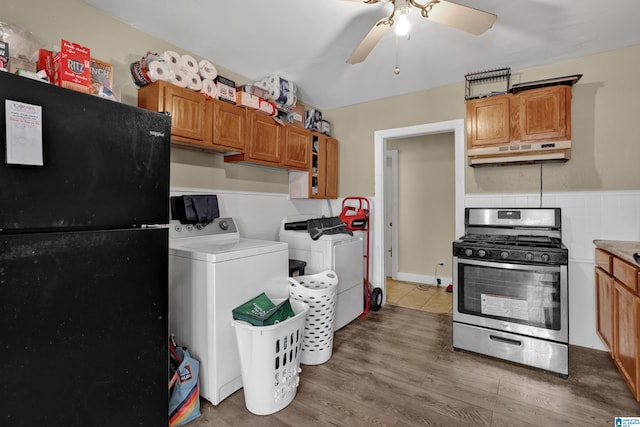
[373,119,466,302]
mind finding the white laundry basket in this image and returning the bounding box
[288,270,339,365]
[232,299,309,415]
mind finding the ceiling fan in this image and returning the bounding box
[346,0,497,64]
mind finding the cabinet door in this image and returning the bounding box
[310,134,338,199]
[517,86,571,142]
[595,267,614,353]
[283,126,311,170]
[613,280,639,399]
[324,137,339,199]
[466,95,510,148]
[247,112,282,164]
[212,99,245,151]
[164,85,209,142]
[137,81,209,144]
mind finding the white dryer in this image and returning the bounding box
[168,217,289,405]
[279,215,364,331]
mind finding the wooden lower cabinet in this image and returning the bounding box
[613,281,639,398]
[595,267,613,351]
[595,246,640,400]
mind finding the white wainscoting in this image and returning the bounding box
[170,187,332,241]
[465,190,640,350]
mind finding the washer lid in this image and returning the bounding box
[279,228,362,242]
[170,236,288,262]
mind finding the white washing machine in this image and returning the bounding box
[168,217,289,405]
[279,215,364,331]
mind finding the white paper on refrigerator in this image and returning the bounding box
[6,99,43,166]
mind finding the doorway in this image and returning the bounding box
[372,119,466,305]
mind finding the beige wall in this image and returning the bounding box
[327,45,640,196]
[3,0,639,197]
[388,133,455,278]
[0,0,290,193]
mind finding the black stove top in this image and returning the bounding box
[460,234,562,249]
[454,207,568,265]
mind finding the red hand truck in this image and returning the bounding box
[339,197,383,316]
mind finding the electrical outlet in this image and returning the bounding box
[438,259,445,267]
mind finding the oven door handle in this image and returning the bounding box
[489,334,523,346]
[454,257,562,273]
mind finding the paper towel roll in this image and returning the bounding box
[201,78,218,98]
[169,68,188,88]
[162,50,183,70]
[181,54,199,74]
[198,59,218,80]
[186,72,202,91]
[147,60,171,82]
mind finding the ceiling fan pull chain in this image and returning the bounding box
[394,34,401,75]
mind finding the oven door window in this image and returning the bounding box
[458,261,562,330]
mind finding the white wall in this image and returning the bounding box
[466,190,640,351]
[170,186,340,241]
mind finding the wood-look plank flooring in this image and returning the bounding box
[188,288,640,426]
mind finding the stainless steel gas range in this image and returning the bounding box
[452,208,569,378]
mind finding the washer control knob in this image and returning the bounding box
[500,251,509,259]
[525,252,534,261]
[219,220,229,230]
[541,253,550,262]
[464,249,473,257]
[478,249,486,257]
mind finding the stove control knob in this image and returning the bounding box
[464,249,473,257]
[541,253,550,262]
[500,251,509,259]
[478,249,486,258]
[525,252,534,261]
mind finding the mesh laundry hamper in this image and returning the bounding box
[232,299,309,415]
[288,270,339,365]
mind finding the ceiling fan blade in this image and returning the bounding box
[347,18,391,64]
[426,0,497,35]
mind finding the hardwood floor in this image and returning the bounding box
[188,302,639,426]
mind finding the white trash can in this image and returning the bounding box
[288,270,339,365]
[232,299,309,415]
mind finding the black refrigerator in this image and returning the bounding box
[0,72,170,426]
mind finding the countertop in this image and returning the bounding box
[593,240,640,267]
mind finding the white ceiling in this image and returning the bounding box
[84,0,640,110]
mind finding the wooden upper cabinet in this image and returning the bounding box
[466,95,510,149]
[283,126,311,171]
[246,111,283,164]
[137,80,210,144]
[211,99,245,151]
[466,86,572,148]
[515,86,571,142]
[323,136,339,199]
[311,134,338,199]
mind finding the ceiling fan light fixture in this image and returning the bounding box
[395,7,411,36]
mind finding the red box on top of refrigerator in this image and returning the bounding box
[53,39,91,93]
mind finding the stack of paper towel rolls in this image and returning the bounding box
[254,74,297,109]
[132,50,219,98]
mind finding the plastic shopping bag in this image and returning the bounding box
[169,337,201,427]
